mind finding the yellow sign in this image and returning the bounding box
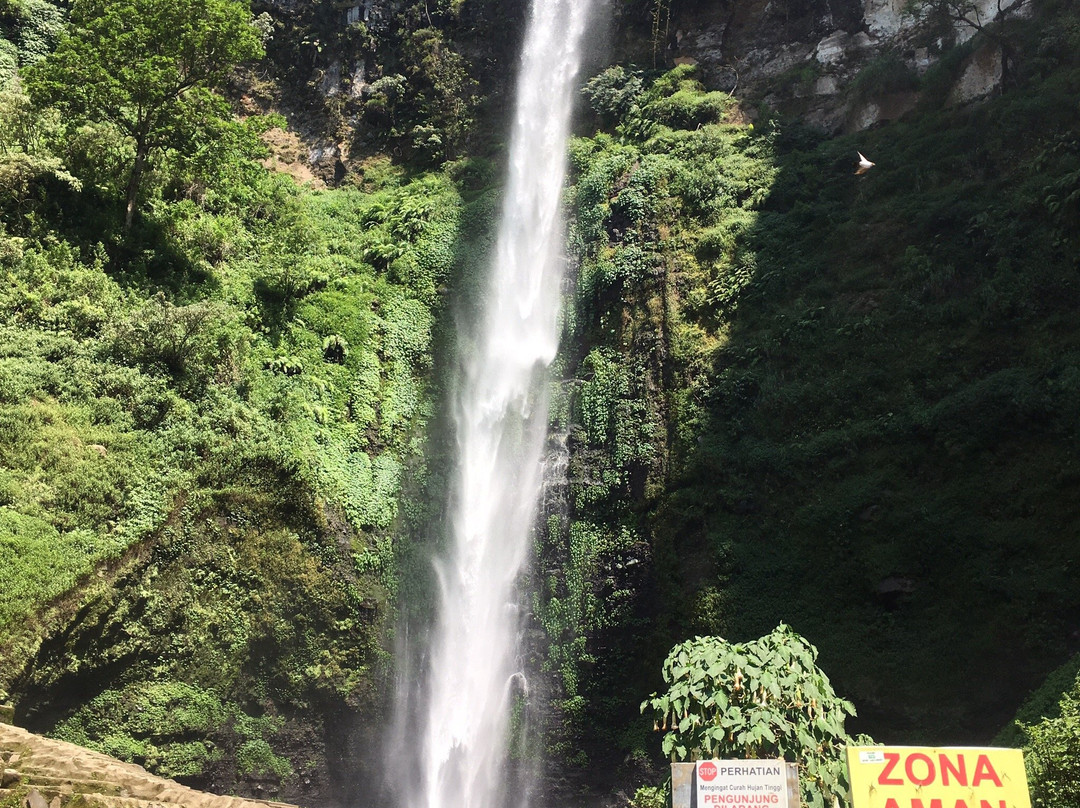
[846,746,1031,808]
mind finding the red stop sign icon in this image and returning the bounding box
[699,762,717,781]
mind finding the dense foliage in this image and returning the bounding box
[642,626,864,808]
[2,0,1080,803]
[0,154,472,798]
[533,62,780,783]
[535,1,1080,798]
[0,0,490,788]
[23,0,264,229]
[1023,686,1080,808]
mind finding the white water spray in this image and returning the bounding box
[412,3,595,808]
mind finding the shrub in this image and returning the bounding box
[0,39,16,83]
[645,89,735,130]
[1021,670,1080,808]
[14,0,64,65]
[582,65,646,123]
[236,738,293,779]
[641,625,866,808]
[631,784,669,808]
[108,294,244,391]
[54,681,293,782]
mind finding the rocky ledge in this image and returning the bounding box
[0,723,299,808]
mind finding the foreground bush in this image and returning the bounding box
[642,624,868,808]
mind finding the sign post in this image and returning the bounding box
[846,746,1032,808]
[671,760,799,808]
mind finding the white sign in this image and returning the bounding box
[695,759,793,808]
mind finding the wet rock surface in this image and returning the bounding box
[0,724,300,808]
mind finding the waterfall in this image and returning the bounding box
[406,2,595,808]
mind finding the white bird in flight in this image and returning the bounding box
[855,152,875,175]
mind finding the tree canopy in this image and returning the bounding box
[24,0,264,230]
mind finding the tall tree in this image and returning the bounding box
[24,0,263,231]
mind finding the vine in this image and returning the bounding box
[651,0,671,67]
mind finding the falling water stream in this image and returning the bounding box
[410,3,595,808]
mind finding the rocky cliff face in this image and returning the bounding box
[650,0,1018,131]
[255,0,1020,183]
[245,0,529,183]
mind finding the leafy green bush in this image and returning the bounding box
[237,738,293,779]
[1023,680,1080,808]
[54,681,228,776]
[645,89,735,130]
[54,681,295,782]
[0,39,16,83]
[0,509,75,629]
[582,65,646,124]
[630,783,669,808]
[637,64,737,130]
[13,0,64,65]
[108,295,245,391]
[641,625,866,808]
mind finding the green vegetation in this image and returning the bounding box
[54,682,290,780]
[23,0,265,230]
[989,653,1080,807]
[1021,669,1080,808]
[642,626,866,808]
[540,2,1080,796]
[0,0,493,792]
[0,0,63,81]
[0,147,479,790]
[0,158,470,790]
[0,3,521,801]
[358,25,481,164]
[536,60,780,774]
[3,0,1080,802]
[23,482,373,791]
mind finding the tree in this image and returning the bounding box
[915,0,1028,36]
[401,27,478,163]
[908,0,1030,87]
[641,624,868,808]
[23,0,263,231]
